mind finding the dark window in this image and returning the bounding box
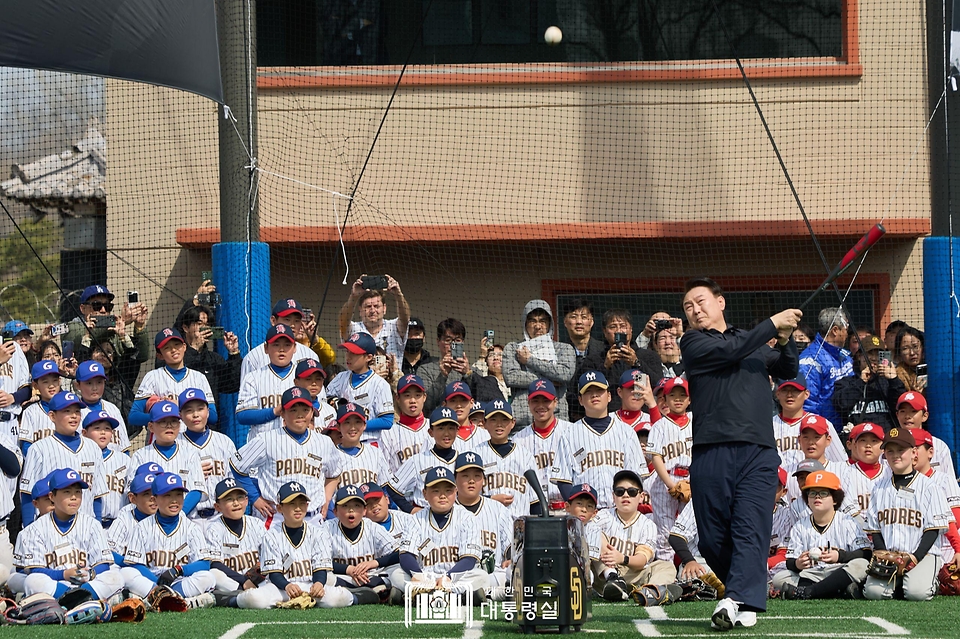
[256,1,844,67]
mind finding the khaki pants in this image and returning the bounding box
[594,558,676,589]
[772,559,869,591]
[864,554,942,602]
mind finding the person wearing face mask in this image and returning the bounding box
[401,318,434,376]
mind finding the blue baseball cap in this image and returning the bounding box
[272,298,304,318]
[336,401,367,423]
[469,400,485,416]
[32,472,55,500]
[277,481,309,504]
[340,332,376,355]
[136,462,164,476]
[295,359,325,379]
[424,466,456,487]
[149,400,180,422]
[567,483,598,505]
[178,388,208,408]
[3,320,32,337]
[215,478,247,500]
[443,380,472,401]
[578,371,608,394]
[528,378,557,401]
[82,409,118,430]
[359,482,384,500]
[397,374,425,394]
[455,452,484,473]
[778,372,808,391]
[334,485,366,506]
[429,407,458,427]
[618,369,647,389]
[49,468,89,491]
[154,328,185,350]
[79,285,114,303]
[265,324,296,344]
[76,360,106,382]
[281,386,314,411]
[152,472,186,496]
[129,473,157,495]
[31,359,61,380]
[49,391,84,411]
[484,399,513,419]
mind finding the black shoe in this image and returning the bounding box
[58,587,93,608]
[214,590,241,607]
[602,577,630,602]
[780,583,811,600]
[388,586,404,606]
[351,587,380,605]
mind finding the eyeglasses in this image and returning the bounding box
[86,301,114,312]
[441,336,464,344]
[806,489,831,499]
[613,487,641,497]
[900,346,921,353]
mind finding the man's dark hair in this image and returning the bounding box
[181,305,214,327]
[602,309,631,328]
[885,320,908,336]
[684,277,724,297]
[560,298,593,318]
[436,318,466,341]
[358,290,385,306]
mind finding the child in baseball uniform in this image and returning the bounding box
[19,360,63,453]
[232,386,343,527]
[241,298,323,380]
[31,474,56,517]
[20,391,107,525]
[325,332,394,444]
[203,479,268,608]
[0,412,20,583]
[473,400,541,518]
[75,360,130,452]
[844,422,888,516]
[256,481,355,608]
[864,428,951,601]
[293,359,336,431]
[442,382,489,453]
[127,401,206,517]
[910,428,960,565]
[785,415,857,515]
[774,374,847,466]
[236,324,298,443]
[385,407,460,512]
[106,470,158,562]
[379,374,431,474]
[5,476,54,593]
[454,452,513,594]
[896,392,957,481]
[772,470,871,599]
[565,483,604,576]
[121,472,217,607]
[334,402,393,489]
[362,481,418,549]
[178,388,237,522]
[129,329,217,430]
[515,379,572,516]
[12,469,122,601]
[81,409,128,527]
[615,369,655,433]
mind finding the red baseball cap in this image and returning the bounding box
[910,428,933,448]
[848,422,885,442]
[777,467,787,486]
[799,414,829,436]
[897,392,927,412]
[662,377,688,396]
[266,324,296,344]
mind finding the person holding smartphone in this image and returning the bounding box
[63,285,151,367]
[831,334,906,433]
[338,273,411,362]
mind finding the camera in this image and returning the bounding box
[127,291,139,304]
[614,332,627,348]
[197,292,222,307]
[451,342,465,359]
[94,315,117,328]
[361,275,388,290]
[209,326,225,340]
[654,319,672,332]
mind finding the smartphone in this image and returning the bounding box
[197,292,222,307]
[484,330,495,340]
[51,323,69,337]
[451,342,465,359]
[302,308,313,319]
[916,363,928,388]
[94,315,117,328]
[127,291,139,304]
[877,349,892,368]
[654,319,672,332]
[62,340,75,361]
[361,275,388,290]
[374,354,387,369]
[614,332,627,347]
[202,270,213,283]
[209,326,225,340]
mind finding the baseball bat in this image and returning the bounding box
[524,469,550,519]
[798,223,886,310]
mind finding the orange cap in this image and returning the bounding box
[803,470,841,492]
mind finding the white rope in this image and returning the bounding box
[333,195,349,285]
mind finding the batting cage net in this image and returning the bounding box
[0,0,950,445]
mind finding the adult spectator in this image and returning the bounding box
[35,340,76,391]
[635,310,673,351]
[418,318,471,412]
[63,285,151,367]
[832,334,905,434]
[180,306,242,423]
[582,309,663,412]
[847,326,874,359]
[401,317,434,375]
[2,321,36,366]
[792,324,815,352]
[240,298,330,378]
[883,320,908,351]
[650,325,684,378]
[338,273,411,361]
[502,300,575,427]
[0,331,31,424]
[89,341,134,429]
[798,307,853,427]
[560,298,606,421]
[472,342,510,402]
[894,326,926,392]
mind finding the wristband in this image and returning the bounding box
[621,555,630,567]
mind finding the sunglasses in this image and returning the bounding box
[806,489,832,499]
[613,487,641,497]
[86,301,114,312]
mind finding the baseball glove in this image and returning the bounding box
[867,550,917,582]
[110,597,146,623]
[677,578,718,602]
[5,594,65,625]
[65,600,109,625]
[938,562,960,596]
[147,585,187,613]
[244,566,266,586]
[629,583,683,607]
[58,586,93,610]
[700,572,726,599]
[669,480,691,504]
[275,593,315,610]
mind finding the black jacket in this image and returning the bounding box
[832,373,906,434]
[581,341,664,412]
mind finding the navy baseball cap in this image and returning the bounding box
[278,481,310,504]
[272,298,304,318]
[79,285,114,303]
[136,462,164,476]
[424,466,456,487]
[528,378,557,401]
[154,328,185,350]
[336,402,367,423]
[295,359,325,379]
[455,452,484,473]
[567,483,598,504]
[444,380,472,401]
[281,386,314,411]
[149,400,180,422]
[82,409,118,430]
[31,359,61,380]
[152,472,185,496]
[360,482,384,500]
[407,317,426,331]
[778,372,808,391]
[3,320,32,337]
[397,374,425,394]
[49,468,89,491]
[76,360,107,382]
[129,473,157,495]
[578,371,608,394]
[484,399,513,419]
[265,324,296,344]
[340,332,376,355]
[215,478,247,500]
[49,391,84,411]
[469,401,485,416]
[178,388,208,408]
[334,485,366,506]
[429,407,458,427]
[618,369,646,389]
[32,472,55,500]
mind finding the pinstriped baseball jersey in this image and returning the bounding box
[14,511,112,570]
[204,515,265,573]
[785,458,858,511]
[770,498,794,551]
[242,341,324,382]
[646,413,693,472]
[374,510,419,547]
[583,519,603,561]
[0,423,21,519]
[458,497,512,564]
[785,511,870,565]
[669,500,701,555]
[402,505,482,573]
[124,512,218,573]
[107,504,142,555]
[379,416,432,474]
[615,410,651,433]
[473,440,539,518]
[453,425,490,454]
[230,429,343,505]
[930,435,957,482]
[126,442,206,496]
[236,364,296,442]
[100,449,129,520]
[336,444,392,488]
[324,518,397,566]
[18,401,55,444]
[386,447,456,508]
[347,318,408,362]
[80,400,130,451]
[260,521,332,583]
[514,419,572,505]
[593,509,658,559]
[926,468,960,510]
[178,430,237,513]
[0,346,30,416]
[20,436,108,519]
[773,412,847,465]
[136,367,215,409]
[315,402,337,432]
[549,416,646,509]
[844,463,890,515]
[326,371,394,443]
[865,472,951,555]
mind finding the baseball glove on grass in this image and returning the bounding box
[867,550,916,582]
[629,583,683,607]
[938,562,960,596]
[5,594,64,625]
[677,578,719,602]
[147,585,187,613]
[244,566,266,586]
[110,597,146,623]
[668,480,691,504]
[700,571,726,599]
[276,593,316,610]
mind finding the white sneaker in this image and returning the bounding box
[711,598,738,631]
[185,592,216,609]
[735,610,757,627]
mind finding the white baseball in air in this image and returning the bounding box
[544,26,563,45]
[809,548,822,561]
